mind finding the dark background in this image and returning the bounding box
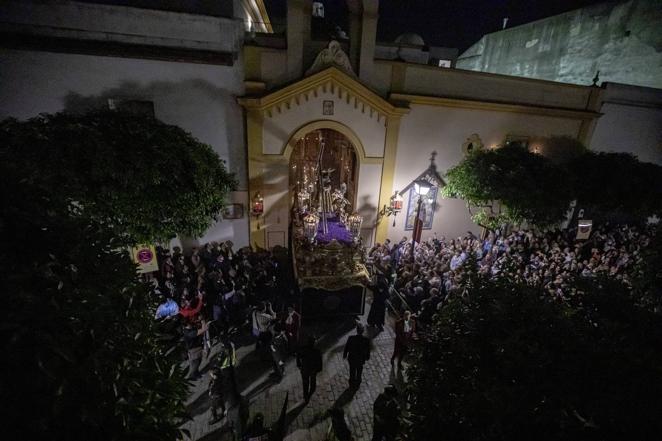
[266,0,605,50]
[77,0,607,51]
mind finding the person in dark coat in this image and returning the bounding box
[296,336,323,402]
[372,384,400,441]
[343,323,371,389]
[367,277,388,330]
[183,319,209,380]
[208,368,226,424]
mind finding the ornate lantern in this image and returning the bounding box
[348,212,363,242]
[297,189,310,213]
[390,192,404,212]
[251,191,264,229]
[303,212,319,243]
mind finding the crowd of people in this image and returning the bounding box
[367,223,655,329]
[147,222,655,440]
[151,241,300,427]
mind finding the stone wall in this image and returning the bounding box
[457,0,662,90]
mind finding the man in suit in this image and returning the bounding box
[296,336,323,402]
[343,323,371,389]
[391,310,416,369]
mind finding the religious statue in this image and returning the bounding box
[331,182,351,225]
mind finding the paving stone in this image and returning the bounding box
[181,298,397,441]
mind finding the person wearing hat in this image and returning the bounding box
[372,384,400,441]
[343,323,371,389]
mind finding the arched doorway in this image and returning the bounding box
[289,128,359,212]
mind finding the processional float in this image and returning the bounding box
[292,134,369,316]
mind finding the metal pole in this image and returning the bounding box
[411,195,422,264]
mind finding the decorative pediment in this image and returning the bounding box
[306,40,355,77]
[238,67,408,124]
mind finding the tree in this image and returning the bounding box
[564,151,662,223]
[1,110,237,244]
[536,135,587,165]
[442,145,573,231]
[402,260,662,441]
[1,110,236,440]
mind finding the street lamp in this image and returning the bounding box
[411,179,431,263]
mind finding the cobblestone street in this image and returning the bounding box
[182,300,400,441]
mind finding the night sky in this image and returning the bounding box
[266,0,606,51]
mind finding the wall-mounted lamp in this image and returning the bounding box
[251,191,264,229]
[382,191,404,227]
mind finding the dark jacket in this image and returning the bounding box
[296,345,323,375]
[208,376,223,398]
[343,335,370,364]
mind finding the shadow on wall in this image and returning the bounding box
[62,78,246,189]
[357,194,377,227]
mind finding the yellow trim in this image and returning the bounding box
[280,120,368,162]
[374,115,402,245]
[390,63,407,93]
[243,46,262,81]
[391,93,601,120]
[246,108,266,249]
[254,0,273,33]
[238,67,410,119]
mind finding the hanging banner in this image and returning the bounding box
[130,244,159,273]
[576,220,592,240]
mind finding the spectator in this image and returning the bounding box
[252,301,275,352]
[327,407,353,441]
[183,319,209,380]
[372,384,400,441]
[271,323,288,379]
[343,323,371,389]
[155,296,179,319]
[208,368,226,424]
[296,336,323,402]
[284,305,301,352]
[391,310,416,369]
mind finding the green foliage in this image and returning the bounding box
[538,135,587,165]
[403,265,662,441]
[1,110,237,244]
[2,209,190,440]
[443,144,662,230]
[629,229,662,311]
[565,151,662,220]
[0,110,236,440]
[442,145,573,230]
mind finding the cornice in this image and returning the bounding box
[391,93,602,120]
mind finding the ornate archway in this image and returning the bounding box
[289,128,359,211]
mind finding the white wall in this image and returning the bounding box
[0,49,249,249]
[590,83,662,165]
[389,104,583,241]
